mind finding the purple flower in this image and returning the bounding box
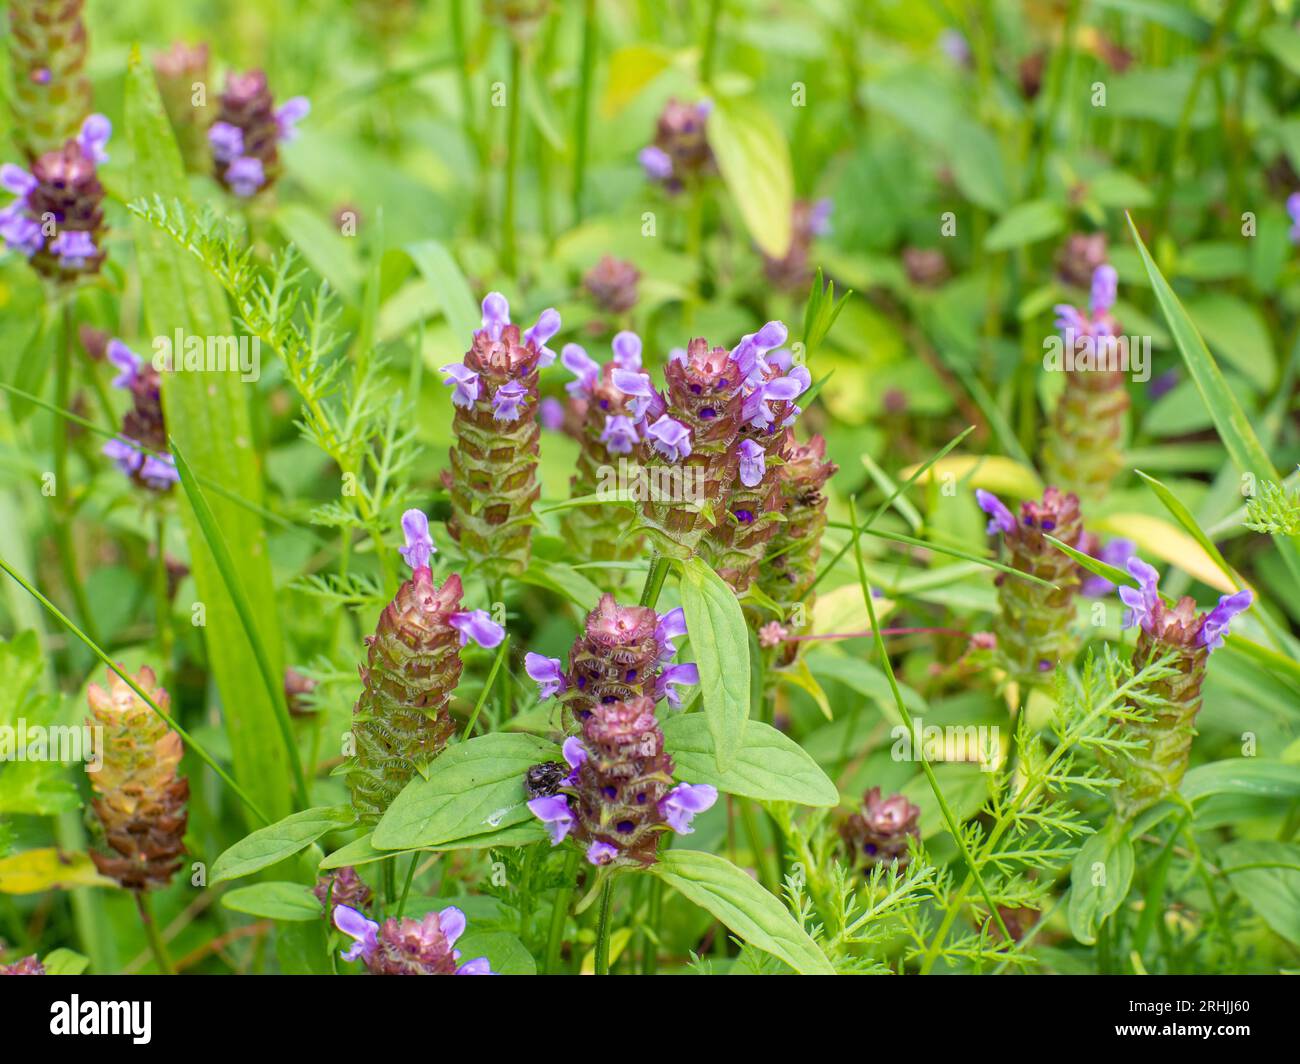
[639,145,673,181]
[538,396,566,431]
[975,489,1017,535]
[647,415,691,461]
[939,29,972,66]
[611,331,642,370]
[480,292,511,341]
[455,957,493,976]
[611,368,655,420]
[732,321,789,385]
[523,308,561,367]
[78,114,112,163]
[0,204,43,256]
[599,414,638,455]
[561,343,600,398]
[659,782,718,834]
[1,164,37,198]
[587,840,619,866]
[107,340,141,388]
[275,96,311,142]
[1118,557,1161,630]
[208,121,245,164]
[449,609,505,649]
[333,904,379,962]
[49,231,96,268]
[492,380,529,421]
[655,606,687,661]
[525,653,566,700]
[1091,264,1118,317]
[528,794,574,844]
[103,438,179,489]
[440,363,481,408]
[1200,589,1252,651]
[1053,303,1088,337]
[742,373,806,429]
[655,662,699,708]
[225,156,266,197]
[1081,537,1135,597]
[561,736,587,776]
[398,508,436,571]
[809,198,833,236]
[736,438,767,487]
[1289,192,1300,244]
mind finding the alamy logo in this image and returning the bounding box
[890,718,1000,772]
[50,996,151,1044]
[1042,329,1150,382]
[0,720,102,772]
[152,329,261,382]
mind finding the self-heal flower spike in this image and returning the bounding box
[753,434,837,663]
[1043,263,1129,506]
[85,666,189,891]
[584,255,640,316]
[840,787,920,872]
[442,294,557,579]
[102,340,178,491]
[559,334,647,569]
[9,0,93,159]
[210,70,307,198]
[980,488,1085,686]
[1105,557,1253,818]
[1,114,110,282]
[640,99,714,193]
[346,511,503,821]
[333,904,494,975]
[525,696,717,868]
[527,594,697,723]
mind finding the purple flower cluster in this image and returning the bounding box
[208,70,308,198]
[1,114,109,269]
[639,99,714,192]
[1054,264,1119,340]
[102,340,179,490]
[560,331,650,458]
[333,904,494,975]
[1119,557,1252,652]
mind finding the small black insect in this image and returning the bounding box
[524,761,568,800]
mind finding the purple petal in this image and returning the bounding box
[78,113,112,163]
[586,840,619,866]
[524,653,566,700]
[528,795,574,844]
[1090,264,1118,317]
[399,508,436,571]
[639,145,673,181]
[659,782,718,834]
[539,396,566,430]
[49,230,96,266]
[561,736,587,772]
[333,904,379,962]
[480,292,511,340]
[1081,538,1135,597]
[455,957,495,975]
[225,156,265,197]
[524,308,561,367]
[0,163,37,197]
[106,340,141,389]
[611,331,642,370]
[438,905,466,947]
[208,121,245,163]
[656,662,699,708]
[647,415,691,461]
[975,489,1017,536]
[449,610,505,649]
[655,606,687,650]
[599,414,638,456]
[492,380,529,422]
[276,96,311,141]
[1200,589,1252,651]
[737,438,766,487]
[440,363,481,408]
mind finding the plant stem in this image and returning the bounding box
[571,0,597,224]
[639,554,671,608]
[543,849,581,974]
[396,852,419,919]
[700,0,723,85]
[135,893,175,975]
[594,875,615,975]
[641,877,662,974]
[502,39,524,276]
[153,511,174,686]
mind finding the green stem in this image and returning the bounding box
[641,876,662,974]
[501,40,524,276]
[639,554,672,609]
[153,511,174,687]
[543,849,581,974]
[571,0,597,224]
[700,0,723,85]
[135,892,175,975]
[396,852,419,919]
[594,875,615,975]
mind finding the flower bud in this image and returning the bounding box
[840,787,920,871]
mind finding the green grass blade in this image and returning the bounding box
[125,47,294,825]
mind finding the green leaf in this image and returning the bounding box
[1219,840,1300,946]
[516,558,603,611]
[455,930,537,975]
[222,881,324,922]
[405,239,480,347]
[1180,759,1300,803]
[678,557,751,773]
[1067,819,1135,945]
[1133,471,1239,589]
[661,714,839,807]
[320,821,547,869]
[1262,24,1300,77]
[0,849,116,893]
[651,849,834,974]
[210,806,356,884]
[372,733,560,850]
[125,48,293,826]
[707,96,794,259]
[275,203,362,299]
[1185,293,1275,391]
[1127,215,1277,480]
[41,948,90,975]
[948,123,1008,212]
[0,632,79,816]
[983,200,1064,252]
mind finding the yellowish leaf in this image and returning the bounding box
[0,849,116,894]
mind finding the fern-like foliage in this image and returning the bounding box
[1244,476,1300,536]
[126,196,421,583]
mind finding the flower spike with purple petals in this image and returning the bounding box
[398,508,436,571]
[640,99,714,194]
[333,904,495,975]
[101,339,177,492]
[210,70,307,198]
[1105,555,1254,818]
[443,294,560,578]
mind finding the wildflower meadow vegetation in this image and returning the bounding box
[2,0,1300,1005]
